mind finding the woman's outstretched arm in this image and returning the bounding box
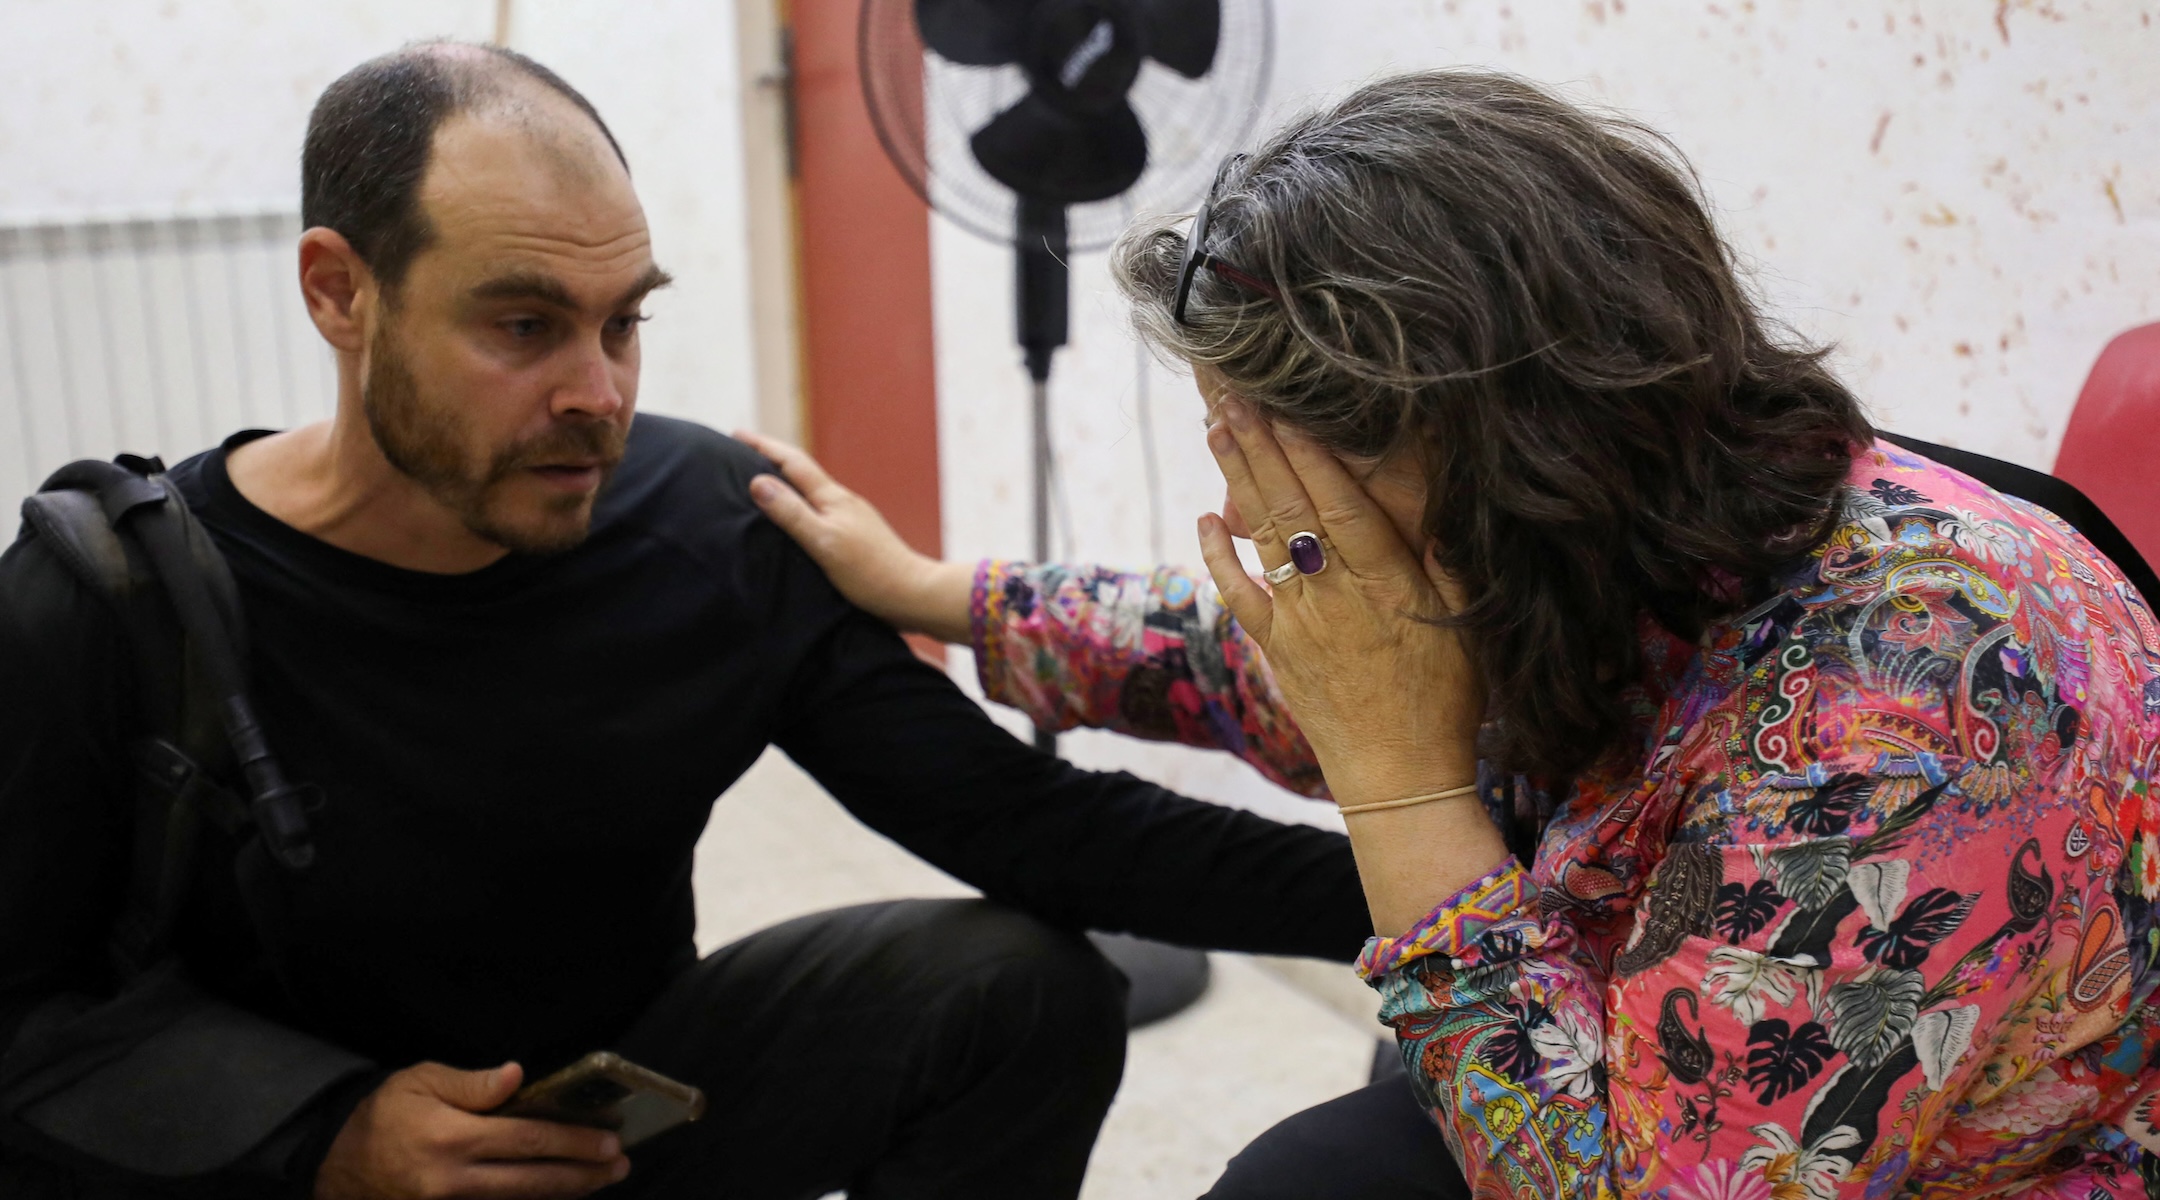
[971,561,1325,797]
[739,431,1327,797]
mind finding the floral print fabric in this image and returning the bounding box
[970,442,2160,1198]
[972,561,1328,798]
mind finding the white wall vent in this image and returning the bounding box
[0,209,332,506]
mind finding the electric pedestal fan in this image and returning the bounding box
[859,0,1273,1030]
[861,0,1272,750]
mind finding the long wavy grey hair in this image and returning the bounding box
[1113,70,1871,781]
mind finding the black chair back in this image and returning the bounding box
[1881,432,2157,613]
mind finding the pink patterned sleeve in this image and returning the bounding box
[969,560,1327,799]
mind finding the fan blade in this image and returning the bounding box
[1137,0,1218,77]
[971,94,1149,204]
[915,0,1038,66]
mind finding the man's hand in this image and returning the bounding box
[315,1062,630,1200]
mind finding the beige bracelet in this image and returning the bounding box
[1335,781,1481,816]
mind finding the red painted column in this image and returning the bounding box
[788,0,942,561]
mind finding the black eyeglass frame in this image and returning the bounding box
[1173,156,1280,326]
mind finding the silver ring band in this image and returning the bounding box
[1262,560,1299,586]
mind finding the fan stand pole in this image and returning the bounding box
[1016,198,1070,755]
[1026,372,1051,758]
[1030,376,1052,567]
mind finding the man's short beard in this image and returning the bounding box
[362,318,624,556]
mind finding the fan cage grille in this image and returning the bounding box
[859,0,1274,251]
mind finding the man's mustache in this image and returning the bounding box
[490,421,628,479]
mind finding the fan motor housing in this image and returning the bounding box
[1025,0,1144,114]
[882,0,1260,245]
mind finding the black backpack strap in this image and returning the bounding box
[99,463,319,873]
[22,456,317,980]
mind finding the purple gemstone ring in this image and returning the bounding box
[1286,531,1328,575]
[1261,533,1328,586]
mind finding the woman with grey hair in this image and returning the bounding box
[745,70,2160,1199]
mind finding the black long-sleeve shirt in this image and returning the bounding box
[0,415,1367,1190]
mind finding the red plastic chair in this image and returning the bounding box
[2056,322,2160,570]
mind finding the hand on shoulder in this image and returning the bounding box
[734,431,974,644]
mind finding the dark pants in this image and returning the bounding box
[1202,1078,1471,1200]
[607,898,1129,1200]
[19,902,1455,1199]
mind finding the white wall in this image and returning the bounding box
[0,2,494,217]
[511,1,757,436]
[0,0,759,470]
[931,0,2160,824]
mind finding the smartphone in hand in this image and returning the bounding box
[498,1052,706,1148]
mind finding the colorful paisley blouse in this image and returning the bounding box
[968,441,2160,1198]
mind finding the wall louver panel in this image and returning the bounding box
[0,210,331,505]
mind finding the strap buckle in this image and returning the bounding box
[132,738,251,836]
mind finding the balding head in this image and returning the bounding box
[301,41,630,291]
[290,42,663,563]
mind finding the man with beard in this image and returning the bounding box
[0,43,1368,1200]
